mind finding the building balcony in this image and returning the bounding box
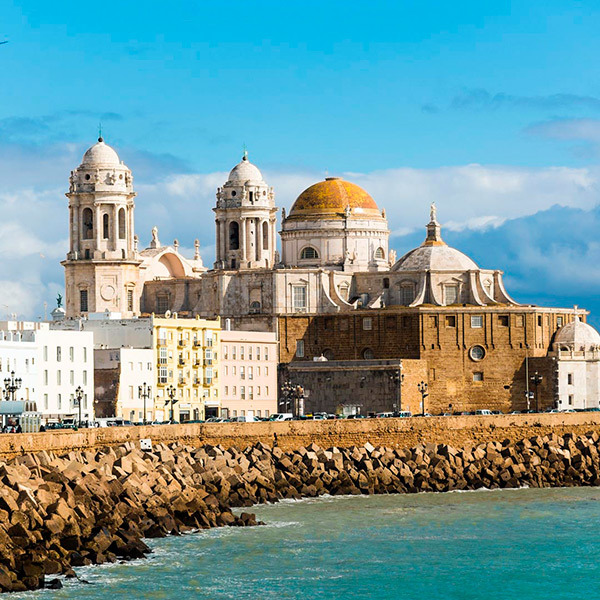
[178,378,188,386]
[193,340,202,348]
[193,379,201,386]
[157,339,168,347]
[177,339,185,348]
[178,359,186,366]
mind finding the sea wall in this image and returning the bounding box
[3,412,600,458]
[2,431,600,591]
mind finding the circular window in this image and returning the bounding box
[469,345,485,361]
[231,190,236,197]
[263,190,267,196]
[85,174,91,180]
[362,348,375,360]
[119,173,123,179]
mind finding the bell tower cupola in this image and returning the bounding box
[62,137,142,318]
[213,152,277,269]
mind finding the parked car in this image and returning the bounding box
[205,417,228,423]
[393,411,413,418]
[269,413,294,422]
[346,414,365,419]
[474,409,492,416]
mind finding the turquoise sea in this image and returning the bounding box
[15,487,600,600]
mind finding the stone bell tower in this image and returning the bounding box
[213,152,277,269]
[62,137,142,317]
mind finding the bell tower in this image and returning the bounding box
[62,137,142,317]
[213,152,277,269]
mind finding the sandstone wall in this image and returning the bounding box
[3,413,600,458]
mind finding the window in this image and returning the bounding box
[293,286,307,313]
[498,315,509,327]
[129,386,134,399]
[568,394,574,406]
[241,386,246,399]
[159,348,167,364]
[557,316,564,327]
[296,340,305,358]
[223,345,228,359]
[445,285,458,305]
[56,347,62,362]
[57,394,62,410]
[537,315,542,327]
[127,289,134,312]
[118,208,126,239]
[375,247,385,260]
[400,283,415,306]
[233,386,237,396]
[43,346,48,361]
[265,367,269,376]
[446,315,456,328]
[300,246,319,260]
[240,366,245,379]
[265,347,269,361]
[567,373,574,385]
[69,370,74,385]
[43,394,48,410]
[469,345,486,361]
[248,347,253,360]
[69,347,74,361]
[82,208,94,240]
[224,386,229,396]
[362,317,372,331]
[43,370,48,385]
[262,221,269,250]
[265,387,269,396]
[83,371,87,385]
[157,296,169,314]
[473,372,484,382]
[83,347,87,363]
[257,386,261,396]
[256,346,261,360]
[362,348,374,360]
[383,277,390,289]
[229,222,240,250]
[249,387,254,400]
[103,213,110,239]
[240,346,245,360]
[232,346,237,360]
[80,290,88,313]
[248,367,253,380]
[471,315,483,329]
[159,367,168,384]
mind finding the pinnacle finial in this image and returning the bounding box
[98,122,103,143]
[242,143,248,161]
[430,202,437,223]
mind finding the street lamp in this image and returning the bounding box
[530,371,543,412]
[280,380,305,416]
[165,385,178,423]
[3,371,21,402]
[390,362,404,413]
[138,383,152,425]
[74,386,84,428]
[417,381,428,416]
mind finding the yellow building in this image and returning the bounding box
[153,315,220,422]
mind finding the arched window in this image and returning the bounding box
[375,247,385,260]
[300,246,319,260]
[229,221,239,250]
[400,282,415,306]
[103,214,110,239]
[338,283,350,301]
[262,221,269,250]
[445,285,459,305]
[362,348,375,360]
[82,208,93,240]
[323,349,335,360]
[118,208,126,239]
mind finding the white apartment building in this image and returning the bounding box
[220,329,278,419]
[0,321,94,422]
[95,347,154,422]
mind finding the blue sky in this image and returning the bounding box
[1,1,600,326]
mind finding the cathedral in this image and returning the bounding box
[62,137,598,414]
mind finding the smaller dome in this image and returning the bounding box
[555,317,600,349]
[227,153,265,184]
[81,138,121,167]
[392,244,478,272]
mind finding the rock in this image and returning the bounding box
[45,578,63,589]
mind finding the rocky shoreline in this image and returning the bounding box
[1,431,600,592]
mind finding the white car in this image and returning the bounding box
[269,413,294,421]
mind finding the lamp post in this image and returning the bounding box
[74,386,84,428]
[417,381,428,416]
[165,385,178,423]
[138,383,152,425]
[280,380,305,417]
[3,371,21,402]
[530,371,543,412]
[390,362,404,413]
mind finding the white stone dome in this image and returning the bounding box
[555,317,600,349]
[392,244,478,272]
[81,138,121,167]
[227,154,264,184]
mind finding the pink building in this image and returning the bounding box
[219,330,278,419]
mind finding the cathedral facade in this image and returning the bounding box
[62,138,597,414]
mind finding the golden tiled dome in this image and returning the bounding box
[287,177,382,220]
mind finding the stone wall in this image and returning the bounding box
[3,413,600,458]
